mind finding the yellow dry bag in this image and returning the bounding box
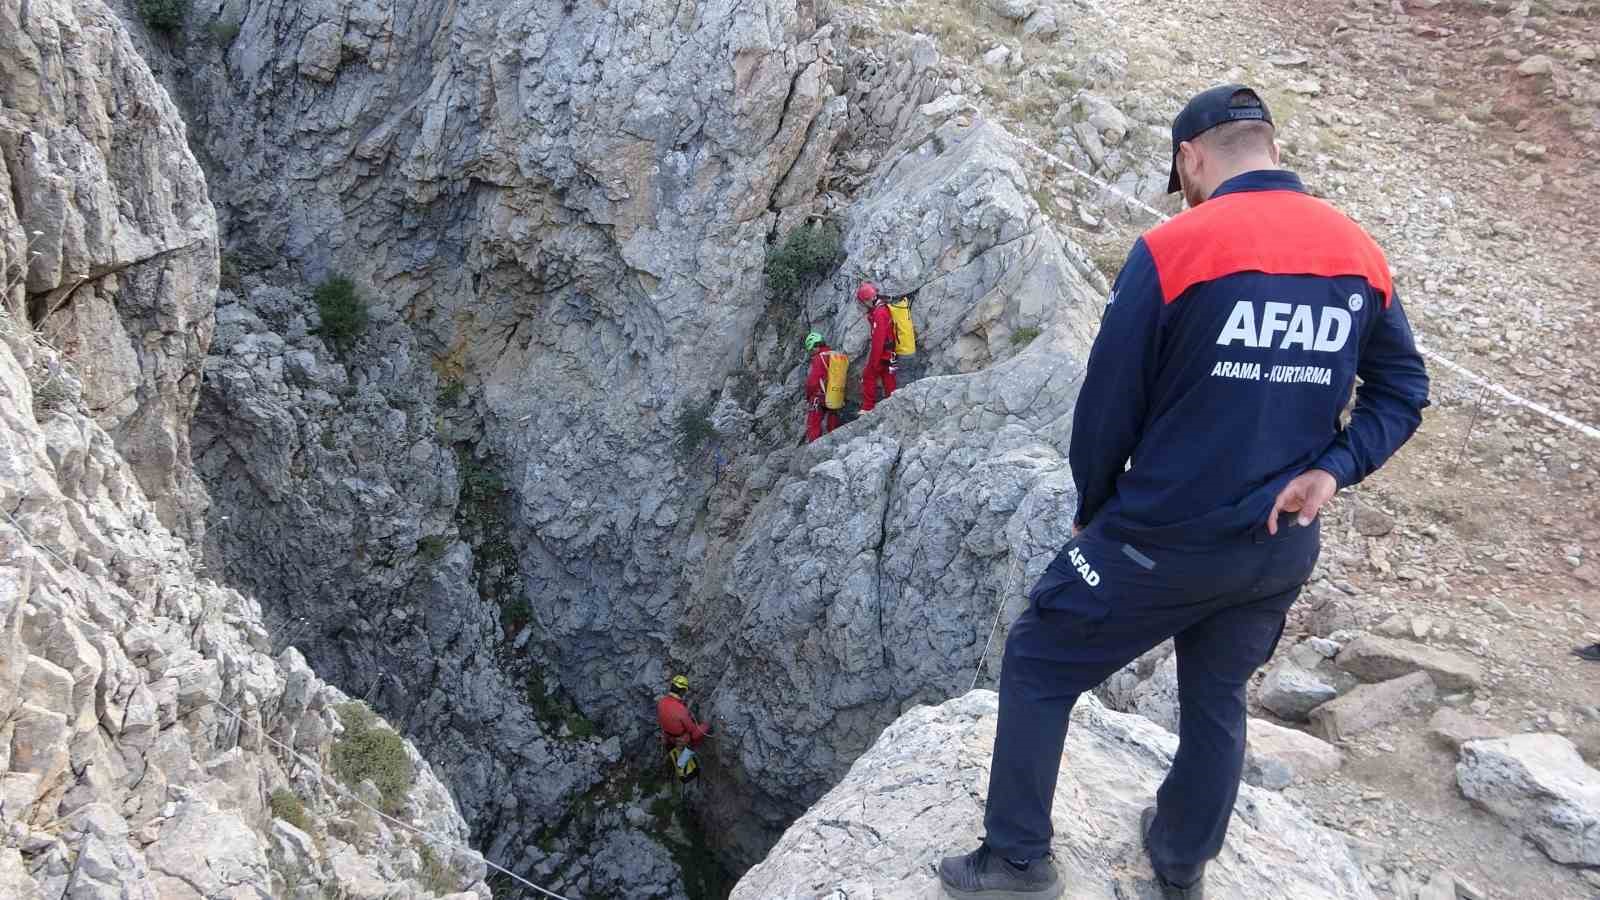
[888,299,916,356]
[824,352,849,410]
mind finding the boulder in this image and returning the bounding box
[1131,654,1181,733]
[1517,55,1555,77]
[1245,719,1342,790]
[0,849,36,898]
[732,692,1374,899]
[1309,672,1437,742]
[1259,660,1339,721]
[1428,709,1507,751]
[1023,7,1060,39]
[297,22,344,82]
[1457,734,1600,866]
[1335,635,1483,691]
[986,0,1038,20]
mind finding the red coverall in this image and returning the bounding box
[860,302,897,411]
[657,694,709,748]
[805,345,841,443]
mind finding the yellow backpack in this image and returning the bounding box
[888,299,916,356]
[824,352,849,410]
[668,746,699,783]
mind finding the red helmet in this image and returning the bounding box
[856,282,878,304]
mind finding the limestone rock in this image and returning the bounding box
[703,195,1100,856]
[1259,659,1339,721]
[1,0,218,540]
[298,22,344,82]
[1457,734,1600,865]
[732,691,1375,899]
[1335,635,1484,691]
[1518,55,1556,76]
[1429,708,1507,750]
[0,849,36,898]
[1132,654,1181,733]
[1353,505,1394,536]
[1023,6,1060,39]
[184,0,853,878]
[1309,672,1437,742]
[0,5,488,897]
[986,0,1039,21]
[1245,719,1343,790]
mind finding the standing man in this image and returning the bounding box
[803,331,841,443]
[856,282,897,411]
[939,84,1430,899]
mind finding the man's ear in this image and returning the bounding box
[1177,140,1200,180]
[1268,139,1282,166]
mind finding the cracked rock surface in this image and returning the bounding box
[1,1,485,896]
[732,690,1375,899]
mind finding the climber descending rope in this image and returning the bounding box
[657,674,713,791]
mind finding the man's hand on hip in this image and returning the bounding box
[1267,469,1338,535]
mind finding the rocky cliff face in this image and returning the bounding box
[158,0,854,880]
[153,0,1110,878]
[731,691,1376,899]
[678,98,1105,857]
[1,0,216,544]
[0,1,488,897]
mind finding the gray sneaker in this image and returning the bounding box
[938,844,1061,899]
[1140,807,1206,900]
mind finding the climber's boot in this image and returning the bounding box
[1141,807,1206,900]
[937,844,1060,899]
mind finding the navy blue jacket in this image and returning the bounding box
[1071,170,1430,547]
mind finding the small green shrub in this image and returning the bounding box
[417,844,457,895]
[320,427,337,450]
[1091,247,1127,280]
[138,0,190,33]
[503,597,531,633]
[672,398,716,462]
[1010,326,1042,347]
[313,276,369,354]
[564,712,596,740]
[438,380,465,407]
[218,252,242,294]
[763,222,842,302]
[211,20,241,47]
[417,535,450,561]
[331,702,414,814]
[29,368,73,418]
[459,458,504,509]
[269,788,312,834]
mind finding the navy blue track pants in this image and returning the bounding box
[982,515,1321,883]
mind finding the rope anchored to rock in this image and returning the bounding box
[972,551,1023,691]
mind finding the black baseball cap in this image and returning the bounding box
[1166,84,1273,193]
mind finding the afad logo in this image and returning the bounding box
[1068,546,1101,587]
[1216,300,1353,352]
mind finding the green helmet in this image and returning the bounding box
[804,331,825,352]
[671,675,689,693]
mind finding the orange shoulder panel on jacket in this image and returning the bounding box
[1141,189,1393,306]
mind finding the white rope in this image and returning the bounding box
[1002,128,1600,444]
[0,507,573,900]
[1414,344,1600,442]
[971,552,1022,690]
[2,505,75,570]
